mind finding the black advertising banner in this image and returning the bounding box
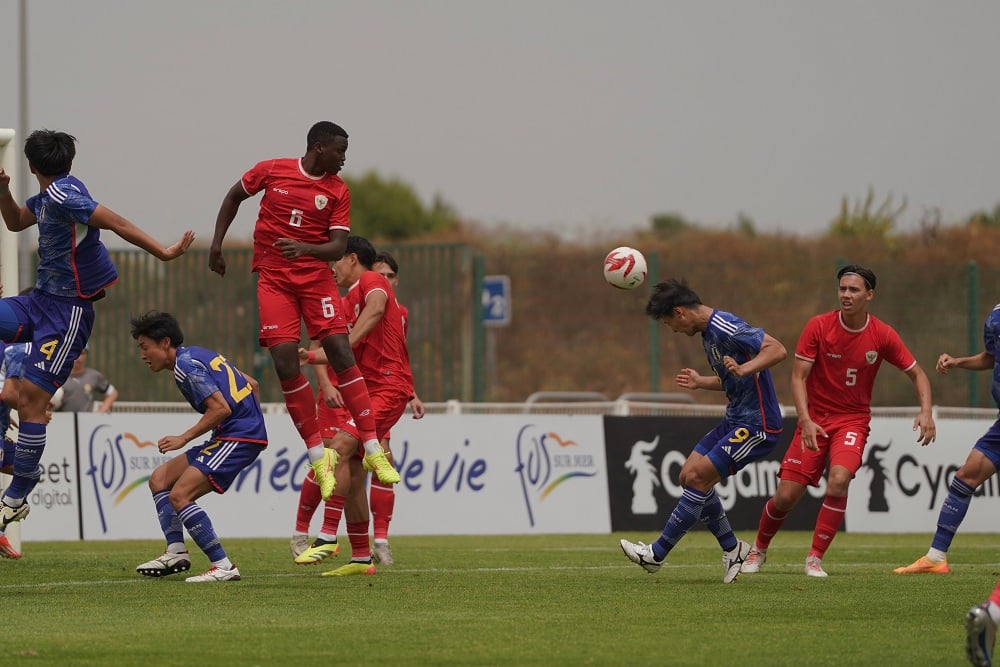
[604,415,824,533]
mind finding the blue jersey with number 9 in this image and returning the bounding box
[173,346,267,445]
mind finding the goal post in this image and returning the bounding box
[0,128,21,554]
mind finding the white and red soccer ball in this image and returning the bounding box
[603,246,647,289]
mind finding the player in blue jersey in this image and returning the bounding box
[620,278,787,583]
[131,311,267,583]
[0,130,194,533]
[896,304,1000,580]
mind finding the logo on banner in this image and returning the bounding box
[862,441,892,512]
[624,436,661,514]
[85,425,167,533]
[515,424,597,526]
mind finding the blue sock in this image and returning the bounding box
[653,486,710,561]
[2,422,45,502]
[931,477,976,553]
[699,488,738,552]
[178,503,227,563]
[153,491,185,547]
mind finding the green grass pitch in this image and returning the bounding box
[2,532,998,666]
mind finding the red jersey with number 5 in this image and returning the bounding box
[241,158,351,271]
[795,310,915,417]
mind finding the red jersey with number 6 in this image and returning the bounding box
[241,158,351,272]
[795,310,915,417]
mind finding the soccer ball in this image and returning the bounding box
[603,246,647,289]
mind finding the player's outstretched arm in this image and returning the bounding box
[0,168,37,231]
[89,205,194,260]
[209,182,251,276]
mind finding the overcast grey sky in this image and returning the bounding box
[1,0,997,244]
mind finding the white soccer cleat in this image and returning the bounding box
[372,541,394,565]
[619,539,661,573]
[0,501,30,530]
[741,547,767,574]
[723,539,751,583]
[290,534,310,559]
[185,564,241,583]
[136,551,192,577]
[804,555,828,578]
[966,604,996,667]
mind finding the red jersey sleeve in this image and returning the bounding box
[875,318,917,371]
[241,160,273,197]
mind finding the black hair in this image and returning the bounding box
[130,311,184,348]
[345,235,376,270]
[24,130,76,177]
[307,121,348,149]
[645,278,702,320]
[373,251,399,275]
[837,264,877,291]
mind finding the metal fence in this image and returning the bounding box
[85,244,479,404]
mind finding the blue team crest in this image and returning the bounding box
[315,195,328,210]
[866,350,878,365]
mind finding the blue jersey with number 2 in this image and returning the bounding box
[173,346,267,445]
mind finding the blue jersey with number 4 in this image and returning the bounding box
[173,346,267,445]
[702,309,783,433]
[25,175,119,299]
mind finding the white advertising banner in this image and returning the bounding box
[35,411,611,541]
[845,415,1000,533]
[1,414,80,542]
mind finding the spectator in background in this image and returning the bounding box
[58,346,118,413]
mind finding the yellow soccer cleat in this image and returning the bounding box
[310,448,339,500]
[893,555,951,574]
[321,561,377,577]
[295,539,340,565]
[363,447,401,484]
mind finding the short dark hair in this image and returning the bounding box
[130,311,184,348]
[24,129,76,177]
[645,279,702,320]
[307,121,348,149]
[373,251,399,275]
[345,235,376,269]
[837,264,877,291]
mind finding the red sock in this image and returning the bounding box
[319,494,346,538]
[280,374,321,448]
[335,366,378,443]
[370,481,395,541]
[295,470,322,533]
[346,521,371,560]
[810,494,848,558]
[755,497,789,550]
[990,583,1000,608]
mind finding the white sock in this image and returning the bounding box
[306,444,326,463]
[927,548,947,562]
[988,602,1000,626]
[213,557,233,570]
[363,439,381,456]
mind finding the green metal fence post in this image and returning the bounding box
[968,261,979,407]
[648,252,660,392]
[472,252,485,402]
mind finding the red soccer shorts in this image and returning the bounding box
[778,414,871,487]
[317,383,411,450]
[256,265,347,347]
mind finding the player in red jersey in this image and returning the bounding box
[741,264,936,577]
[369,251,425,564]
[291,236,421,574]
[208,122,399,503]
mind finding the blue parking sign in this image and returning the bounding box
[482,275,511,327]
